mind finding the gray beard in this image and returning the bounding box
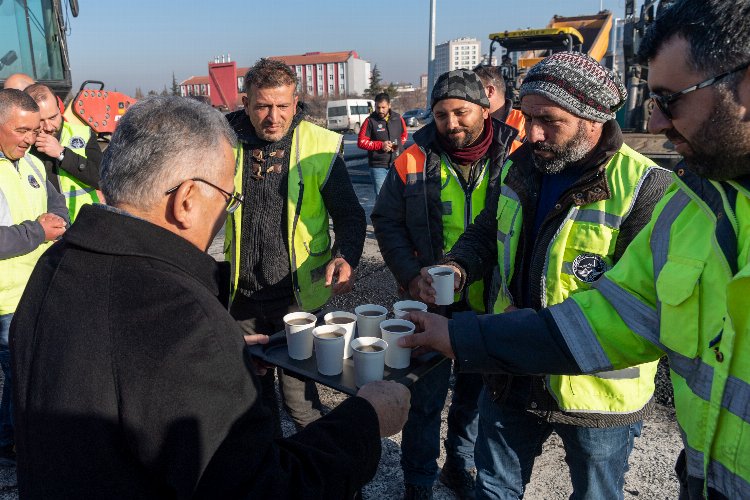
[531,122,593,175]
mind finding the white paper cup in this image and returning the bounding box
[393,300,428,319]
[324,311,358,359]
[351,337,388,387]
[354,304,388,339]
[428,266,455,306]
[313,325,346,376]
[380,319,415,369]
[283,312,317,360]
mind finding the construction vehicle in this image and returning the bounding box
[1,0,135,135]
[489,12,613,103]
[487,2,680,168]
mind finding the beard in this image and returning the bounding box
[443,120,485,149]
[531,121,594,174]
[678,86,750,181]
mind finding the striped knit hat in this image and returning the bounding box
[431,69,490,109]
[519,52,627,122]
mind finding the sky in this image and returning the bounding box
[67,0,633,96]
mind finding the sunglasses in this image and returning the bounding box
[165,178,244,213]
[649,60,750,120]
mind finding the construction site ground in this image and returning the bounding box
[0,141,683,499]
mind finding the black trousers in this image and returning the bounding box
[230,294,323,436]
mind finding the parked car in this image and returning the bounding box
[327,99,374,133]
[402,108,430,127]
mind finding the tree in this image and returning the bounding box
[134,87,144,99]
[171,72,180,96]
[161,85,169,96]
[147,90,158,96]
[365,65,383,97]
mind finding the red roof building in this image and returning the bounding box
[179,50,370,107]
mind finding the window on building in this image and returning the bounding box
[200,84,206,95]
[329,74,334,82]
[318,73,323,81]
[237,76,244,92]
[329,84,334,92]
[307,85,313,93]
[193,84,199,94]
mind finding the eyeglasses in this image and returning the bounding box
[649,60,750,120]
[164,178,244,213]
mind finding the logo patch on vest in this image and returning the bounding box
[69,136,86,149]
[571,253,606,283]
[27,175,40,189]
[377,123,384,130]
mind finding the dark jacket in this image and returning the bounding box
[10,205,381,499]
[446,121,672,426]
[357,111,408,167]
[371,118,518,305]
[31,124,102,191]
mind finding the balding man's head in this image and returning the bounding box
[3,73,35,91]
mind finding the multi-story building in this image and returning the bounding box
[179,50,371,107]
[434,37,482,78]
[268,50,370,97]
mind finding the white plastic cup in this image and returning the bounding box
[380,319,415,369]
[392,300,428,319]
[351,337,388,387]
[283,312,317,360]
[324,311,358,359]
[354,304,388,339]
[313,325,346,376]
[428,266,455,306]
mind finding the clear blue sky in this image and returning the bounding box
[68,0,631,96]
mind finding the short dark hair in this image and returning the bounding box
[374,93,390,104]
[473,64,506,98]
[243,58,298,94]
[639,0,750,82]
[0,88,39,122]
[24,83,55,104]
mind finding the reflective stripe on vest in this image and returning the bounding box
[227,121,342,311]
[561,171,750,495]
[58,121,99,221]
[494,144,663,413]
[440,155,490,312]
[0,154,51,314]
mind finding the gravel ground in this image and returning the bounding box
[0,179,684,498]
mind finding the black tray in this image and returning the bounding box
[247,329,448,396]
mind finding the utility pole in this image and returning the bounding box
[426,0,436,109]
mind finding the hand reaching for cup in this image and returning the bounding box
[398,310,455,359]
[244,334,272,376]
[356,380,411,437]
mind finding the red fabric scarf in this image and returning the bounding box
[438,116,493,165]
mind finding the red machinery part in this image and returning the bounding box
[71,90,137,134]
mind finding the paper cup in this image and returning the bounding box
[324,311,358,359]
[380,319,415,369]
[393,300,428,319]
[351,337,388,387]
[283,312,317,360]
[428,266,455,306]
[313,325,346,376]
[354,304,388,339]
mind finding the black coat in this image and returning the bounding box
[10,205,381,499]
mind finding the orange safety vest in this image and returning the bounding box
[506,108,526,154]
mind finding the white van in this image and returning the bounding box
[326,99,374,134]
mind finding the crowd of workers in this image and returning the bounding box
[0,0,747,498]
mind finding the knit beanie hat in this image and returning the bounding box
[431,69,490,109]
[519,52,627,122]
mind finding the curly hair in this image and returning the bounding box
[243,58,298,94]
